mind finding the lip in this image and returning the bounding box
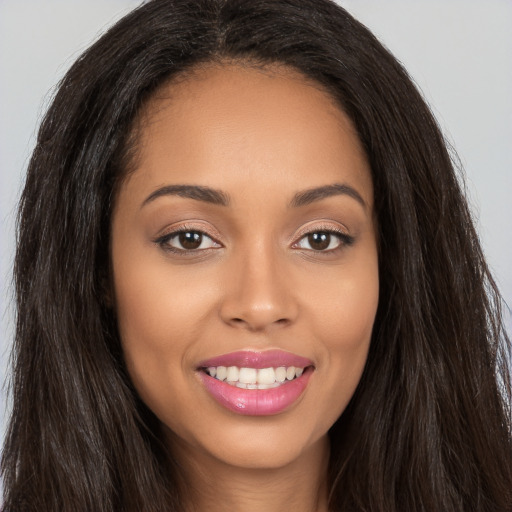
[196,350,315,416]
[198,366,313,416]
[197,349,313,370]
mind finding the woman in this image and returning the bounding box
[2,0,511,510]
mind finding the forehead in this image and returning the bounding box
[124,63,372,208]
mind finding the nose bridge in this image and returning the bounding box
[219,238,297,331]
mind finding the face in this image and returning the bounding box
[111,64,379,471]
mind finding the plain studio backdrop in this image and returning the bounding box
[0,0,511,447]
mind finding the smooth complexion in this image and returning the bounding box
[111,64,379,512]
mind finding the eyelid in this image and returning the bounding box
[153,219,354,255]
[153,222,223,252]
[291,221,354,251]
[155,221,222,240]
[292,220,351,241]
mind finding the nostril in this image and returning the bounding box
[227,316,291,331]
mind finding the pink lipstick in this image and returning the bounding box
[197,350,314,416]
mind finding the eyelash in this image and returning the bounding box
[292,225,355,253]
[154,225,221,255]
[154,224,354,255]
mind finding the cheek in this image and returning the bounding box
[113,244,216,348]
[305,249,379,419]
[111,248,197,400]
[333,268,378,370]
[307,247,379,354]
[111,241,231,418]
[328,277,378,348]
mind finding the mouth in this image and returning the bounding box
[196,350,315,416]
[200,365,306,389]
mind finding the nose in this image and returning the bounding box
[219,244,299,332]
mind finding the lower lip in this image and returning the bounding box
[198,367,313,416]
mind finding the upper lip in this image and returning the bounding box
[197,350,314,370]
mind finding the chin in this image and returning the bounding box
[167,417,328,472]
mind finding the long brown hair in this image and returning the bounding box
[3,0,511,510]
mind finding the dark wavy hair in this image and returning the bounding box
[2,0,511,510]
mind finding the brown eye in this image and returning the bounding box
[178,231,203,250]
[294,229,353,252]
[307,232,331,251]
[156,229,219,252]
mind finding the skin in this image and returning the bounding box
[111,64,379,512]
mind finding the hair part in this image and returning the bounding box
[3,0,511,510]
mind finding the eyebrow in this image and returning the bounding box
[141,182,366,210]
[290,183,366,209]
[142,184,230,208]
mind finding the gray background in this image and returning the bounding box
[1,0,511,444]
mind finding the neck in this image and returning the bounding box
[170,435,330,512]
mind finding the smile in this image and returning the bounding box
[197,350,314,415]
[202,365,304,389]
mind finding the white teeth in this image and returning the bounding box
[216,366,227,381]
[257,367,276,385]
[235,382,281,390]
[275,367,287,383]
[256,383,279,389]
[204,365,307,387]
[226,366,239,382]
[238,367,257,384]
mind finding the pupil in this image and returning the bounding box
[179,231,202,249]
[308,232,330,250]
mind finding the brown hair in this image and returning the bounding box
[3,0,511,510]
